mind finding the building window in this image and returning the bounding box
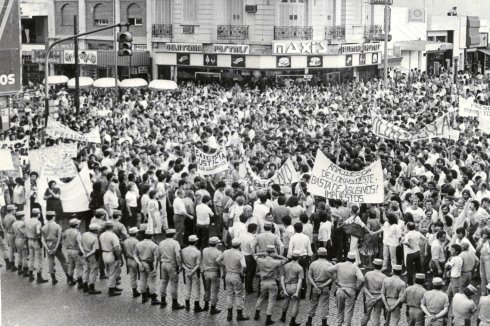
[94,3,109,26]
[61,3,76,26]
[279,0,307,26]
[227,0,243,24]
[154,0,171,24]
[127,3,143,26]
[183,0,197,22]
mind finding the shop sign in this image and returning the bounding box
[307,55,323,67]
[176,53,190,65]
[208,44,249,54]
[359,53,366,65]
[372,53,379,64]
[479,33,488,48]
[231,55,246,68]
[346,54,353,66]
[273,40,340,55]
[203,54,217,66]
[437,43,453,51]
[63,50,97,65]
[341,43,381,55]
[20,3,48,18]
[134,44,147,51]
[32,50,64,64]
[138,66,148,74]
[249,45,272,55]
[369,0,393,5]
[277,56,291,68]
[164,43,203,53]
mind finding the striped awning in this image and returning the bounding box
[96,51,150,67]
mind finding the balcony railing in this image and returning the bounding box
[325,26,345,41]
[217,25,249,40]
[152,24,172,38]
[274,26,313,40]
[364,25,383,40]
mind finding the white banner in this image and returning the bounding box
[371,112,455,141]
[0,136,29,156]
[0,149,14,170]
[45,117,101,143]
[29,145,77,178]
[308,150,384,203]
[459,97,490,132]
[195,147,228,175]
[244,158,300,187]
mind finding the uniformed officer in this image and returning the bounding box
[111,210,128,241]
[4,205,17,271]
[280,249,304,326]
[159,228,185,310]
[99,220,123,296]
[452,285,477,326]
[327,251,365,326]
[0,204,12,270]
[25,208,48,283]
[361,258,386,326]
[63,218,85,287]
[255,221,284,255]
[182,234,204,313]
[134,229,160,305]
[12,211,28,277]
[81,223,101,294]
[123,227,140,298]
[217,238,250,322]
[459,242,478,292]
[202,236,223,315]
[381,264,406,326]
[304,247,332,326]
[41,211,68,284]
[91,208,107,279]
[254,244,288,325]
[479,284,490,326]
[421,277,449,326]
[402,273,427,326]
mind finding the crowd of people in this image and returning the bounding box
[2,68,490,325]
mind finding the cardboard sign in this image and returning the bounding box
[308,150,384,203]
[195,147,228,175]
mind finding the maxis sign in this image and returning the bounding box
[0,0,21,95]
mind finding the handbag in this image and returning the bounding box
[343,223,365,239]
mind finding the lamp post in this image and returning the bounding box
[383,0,389,84]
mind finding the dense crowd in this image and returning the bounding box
[2,69,490,325]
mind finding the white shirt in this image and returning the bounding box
[318,221,332,242]
[196,203,213,225]
[382,222,402,247]
[253,203,270,232]
[404,206,425,223]
[173,197,187,215]
[125,191,138,207]
[403,230,423,255]
[454,237,476,253]
[446,255,463,278]
[287,233,313,258]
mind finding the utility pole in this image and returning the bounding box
[114,0,119,97]
[74,15,80,115]
[383,0,389,84]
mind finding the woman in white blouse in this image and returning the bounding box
[147,190,161,234]
[125,182,139,227]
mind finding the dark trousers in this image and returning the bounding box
[245,255,256,293]
[406,251,421,285]
[298,256,310,297]
[196,224,209,250]
[333,225,348,261]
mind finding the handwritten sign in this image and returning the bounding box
[195,147,228,175]
[0,137,29,156]
[308,150,384,203]
[29,146,77,178]
[245,158,300,187]
[45,117,101,143]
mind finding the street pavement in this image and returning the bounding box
[2,259,409,326]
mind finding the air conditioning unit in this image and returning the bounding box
[183,25,195,34]
[409,8,425,22]
[245,5,257,13]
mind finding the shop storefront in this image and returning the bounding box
[153,41,382,83]
[394,41,453,75]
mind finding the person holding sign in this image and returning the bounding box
[340,205,374,265]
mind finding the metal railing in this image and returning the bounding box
[274,26,313,40]
[325,25,345,40]
[217,25,249,40]
[152,24,172,38]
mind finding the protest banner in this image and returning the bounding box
[45,117,101,143]
[244,158,300,187]
[29,146,77,178]
[459,97,490,132]
[0,136,29,156]
[371,112,455,141]
[0,149,14,170]
[195,146,228,175]
[308,150,384,203]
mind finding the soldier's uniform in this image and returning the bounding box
[4,205,17,271]
[181,235,203,312]
[12,211,28,276]
[112,210,128,241]
[254,245,287,324]
[25,209,47,282]
[402,273,427,326]
[99,220,123,295]
[327,251,364,326]
[306,247,333,326]
[217,238,249,321]
[202,236,223,314]
[479,285,490,326]
[134,230,160,305]
[63,218,84,286]
[158,229,184,310]
[421,278,449,326]
[91,208,107,278]
[255,222,284,255]
[452,285,477,326]
[82,223,101,294]
[459,248,478,292]
[381,265,406,326]
[41,211,68,283]
[361,259,387,326]
[0,205,12,269]
[123,227,140,297]
[280,250,304,326]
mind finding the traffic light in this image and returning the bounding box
[118,31,133,56]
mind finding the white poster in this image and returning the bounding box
[0,149,14,170]
[244,158,300,187]
[45,117,101,143]
[195,147,228,175]
[308,150,384,203]
[29,145,77,178]
[0,136,29,156]
[459,97,490,132]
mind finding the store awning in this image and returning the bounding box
[378,56,403,69]
[97,51,150,67]
[479,48,490,56]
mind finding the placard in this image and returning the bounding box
[244,158,300,187]
[0,136,29,156]
[29,145,77,178]
[308,150,384,203]
[45,117,101,143]
[195,147,228,175]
